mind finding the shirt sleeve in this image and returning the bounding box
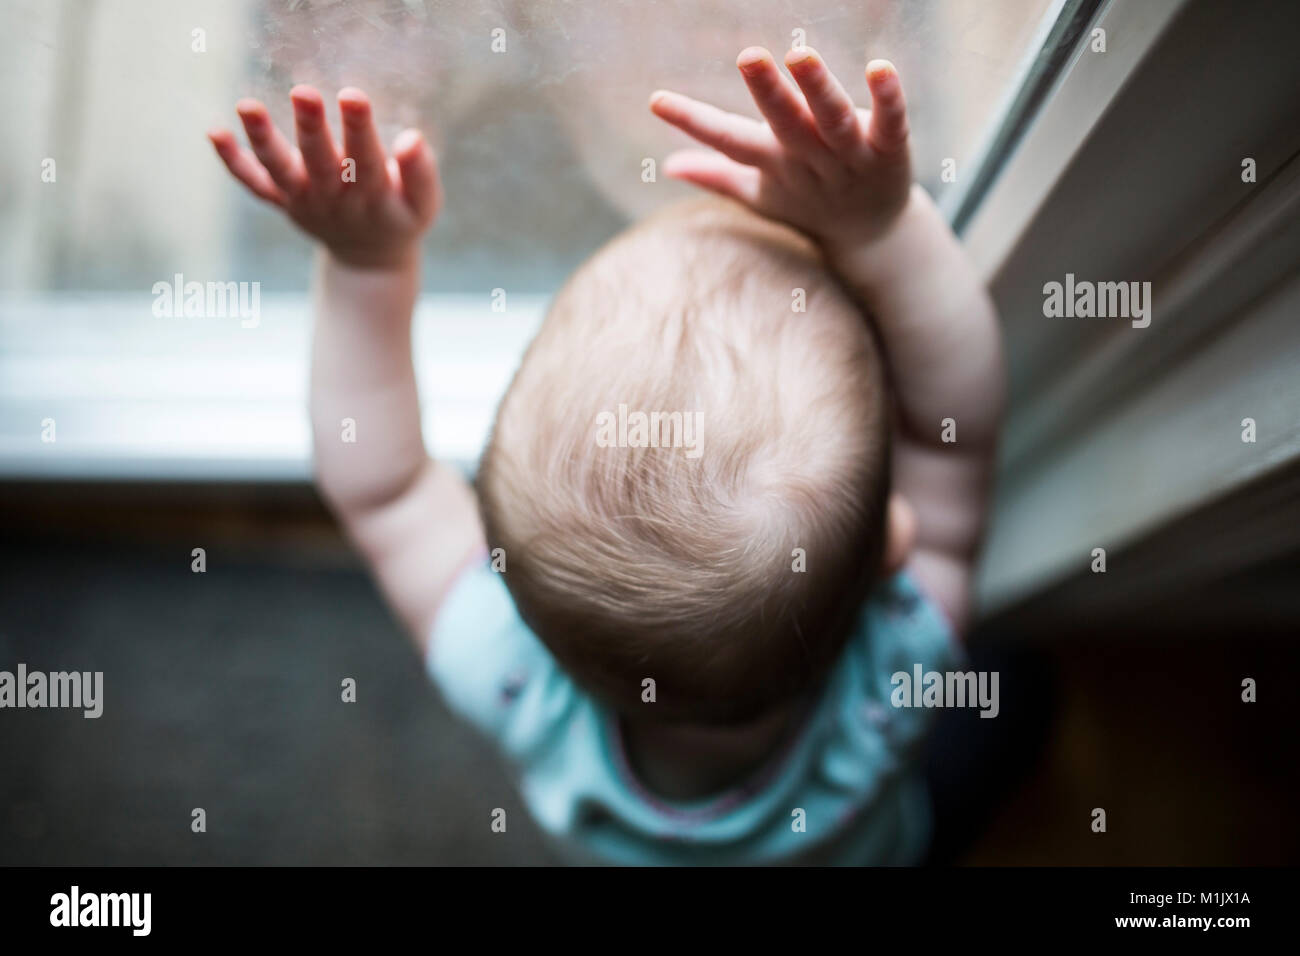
[425,560,580,763]
[858,569,967,752]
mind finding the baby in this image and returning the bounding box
[210,46,1004,865]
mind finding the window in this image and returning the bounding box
[2,0,1067,480]
[3,0,1055,294]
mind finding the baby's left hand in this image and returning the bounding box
[650,46,913,252]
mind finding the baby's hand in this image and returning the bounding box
[208,86,440,270]
[650,47,911,251]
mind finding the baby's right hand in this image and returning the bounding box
[209,86,440,270]
[650,47,913,254]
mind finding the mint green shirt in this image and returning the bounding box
[427,561,960,865]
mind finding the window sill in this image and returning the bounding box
[0,293,545,482]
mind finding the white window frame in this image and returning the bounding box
[962,0,1300,615]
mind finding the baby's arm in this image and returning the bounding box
[210,87,484,647]
[650,48,1004,632]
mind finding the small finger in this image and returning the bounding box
[662,149,762,207]
[785,47,863,154]
[208,129,286,206]
[338,87,390,191]
[290,85,342,187]
[236,99,305,194]
[865,60,909,155]
[649,90,778,169]
[393,129,440,221]
[736,47,824,155]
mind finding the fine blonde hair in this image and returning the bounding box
[478,197,890,722]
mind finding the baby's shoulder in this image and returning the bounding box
[425,560,581,759]
[822,570,965,734]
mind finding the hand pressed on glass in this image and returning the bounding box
[208,85,438,270]
[650,47,913,251]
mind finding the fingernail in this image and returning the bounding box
[394,129,423,154]
[737,47,768,74]
[867,59,897,86]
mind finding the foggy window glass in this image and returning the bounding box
[1,0,1054,294]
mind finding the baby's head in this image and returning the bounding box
[478,197,892,724]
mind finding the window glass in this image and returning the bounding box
[1,0,1054,294]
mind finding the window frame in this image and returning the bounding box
[965,0,1300,617]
